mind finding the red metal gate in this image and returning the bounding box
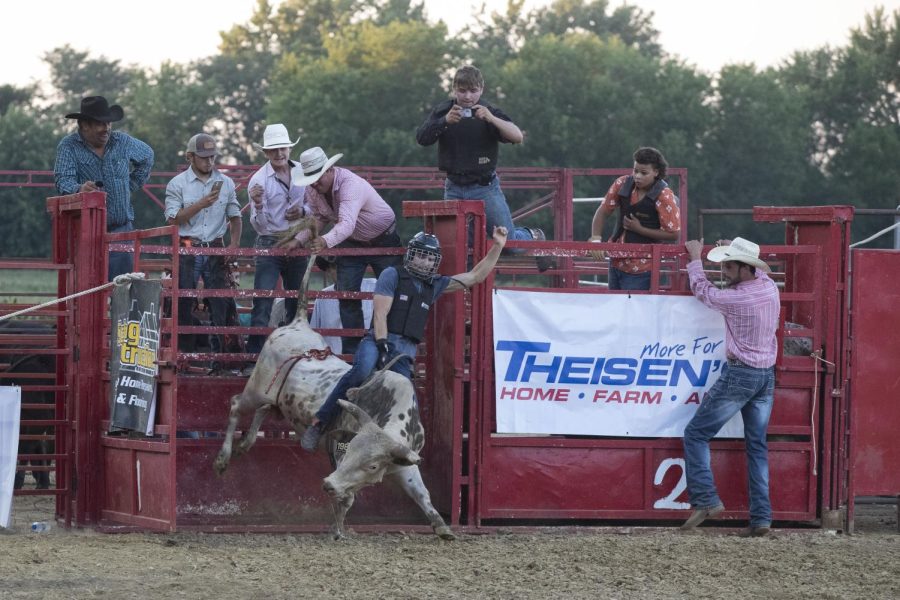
[32,166,888,533]
[848,248,900,527]
[472,205,853,527]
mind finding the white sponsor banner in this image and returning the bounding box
[493,290,743,438]
[1,386,21,528]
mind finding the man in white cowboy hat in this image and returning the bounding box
[243,124,309,371]
[286,146,402,356]
[681,237,780,538]
[54,95,155,280]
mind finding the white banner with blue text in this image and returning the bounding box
[493,290,743,438]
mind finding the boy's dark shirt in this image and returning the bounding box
[416,99,514,186]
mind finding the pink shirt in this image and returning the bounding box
[300,167,396,248]
[687,260,780,368]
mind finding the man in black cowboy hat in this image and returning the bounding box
[54,95,155,280]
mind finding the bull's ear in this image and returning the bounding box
[337,399,374,426]
[390,444,421,466]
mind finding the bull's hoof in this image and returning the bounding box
[330,527,345,541]
[212,453,230,476]
[434,525,456,541]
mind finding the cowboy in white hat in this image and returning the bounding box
[285,146,402,356]
[680,237,780,538]
[244,124,309,371]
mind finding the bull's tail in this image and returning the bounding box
[274,217,318,325]
[294,248,317,323]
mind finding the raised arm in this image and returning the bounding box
[445,226,508,292]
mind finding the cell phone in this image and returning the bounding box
[211,181,223,194]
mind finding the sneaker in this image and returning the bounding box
[680,503,725,530]
[736,526,771,538]
[526,227,555,273]
[301,422,324,452]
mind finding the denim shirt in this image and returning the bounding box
[54,130,155,229]
[164,168,241,242]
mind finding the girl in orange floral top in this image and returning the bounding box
[589,147,681,290]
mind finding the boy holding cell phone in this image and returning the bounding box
[164,133,242,356]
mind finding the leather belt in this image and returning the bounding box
[181,237,224,248]
[727,357,752,368]
[362,222,396,245]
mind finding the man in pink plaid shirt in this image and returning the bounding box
[680,237,780,538]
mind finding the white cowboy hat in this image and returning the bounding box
[291,147,343,186]
[707,237,770,272]
[253,124,300,151]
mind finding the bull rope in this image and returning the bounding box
[809,350,836,477]
[0,272,147,323]
[265,348,334,402]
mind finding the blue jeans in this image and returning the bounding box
[608,265,651,291]
[247,236,309,354]
[335,233,402,355]
[177,250,228,353]
[444,175,533,252]
[315,332,417,425]
[108,222,134,281]
[683,362,775,527]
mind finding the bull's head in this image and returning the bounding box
[322,400,420,500]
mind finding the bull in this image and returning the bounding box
[213,241,454,540]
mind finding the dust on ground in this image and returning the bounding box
[2,494,897,600]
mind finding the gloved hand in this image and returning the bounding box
[375,338,391,370]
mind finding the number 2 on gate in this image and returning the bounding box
[653,458,691,510]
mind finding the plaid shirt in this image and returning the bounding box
[299,167,396,247]
[687,260,780,368]
[54,130,155,229]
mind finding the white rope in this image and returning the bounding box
[0,272,146,323]
[809,350,836,477]
[849,221,900,248]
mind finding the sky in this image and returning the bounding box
[2,0,897,88]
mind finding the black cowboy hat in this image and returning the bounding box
[64,96,124,122]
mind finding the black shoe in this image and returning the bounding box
[526,227,555,273]
[301,422,324,452]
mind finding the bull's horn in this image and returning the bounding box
[337,399,374,426]
[390,443,421,466]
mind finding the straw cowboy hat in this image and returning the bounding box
[252,124,300,151]
[707,237,770,272]
[291,147,343,186]
[65,96,123,122]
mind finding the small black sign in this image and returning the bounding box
[109,280,161,435]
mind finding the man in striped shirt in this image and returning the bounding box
[245,124,309,364]
[287,147,402,356]
[54,96,154,280]
[681,237,780,538]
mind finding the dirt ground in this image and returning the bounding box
[2,494,897,600]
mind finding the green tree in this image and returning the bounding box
[43,45,135,111]
[267,18,451,166]
[0,84,35,117]
[0,106,59,257]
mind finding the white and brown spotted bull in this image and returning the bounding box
[213,237,454,540]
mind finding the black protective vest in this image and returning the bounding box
[612,177,667,244]
[386,268,436,343]
[437,102,501,183]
